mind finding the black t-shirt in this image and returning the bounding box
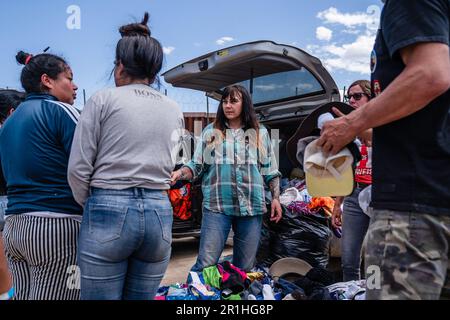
[371,0,450,215]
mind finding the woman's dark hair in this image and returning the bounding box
[348,79,371,99]
[213,85,265,153]
[0,89,25,123]
[115,12,163,84]
[214,85,260,133]
[16,51,69,94]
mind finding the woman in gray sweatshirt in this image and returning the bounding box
[68,13,184,300]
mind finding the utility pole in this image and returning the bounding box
[83,89,86,105]
[206,95,210,125]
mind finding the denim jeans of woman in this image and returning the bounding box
[78,188,173,300]
[341,186,371,281]
[191,207,263,272]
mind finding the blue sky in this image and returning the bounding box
[0,0,382,111]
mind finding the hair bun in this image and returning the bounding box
[119,12,151,38]
[16,51,33,65]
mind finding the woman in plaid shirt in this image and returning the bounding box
[171,85,282,272]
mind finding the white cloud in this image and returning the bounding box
[254,84,284,91]
[163,46,175,55]
[306,44,320,52]
[307,6,381,76]
[216,36,234,45]
[316,26,333,41]
[296,83,314,90]
[342,29,361,35]
[317,6,380,30]
[255,83,313,92]
[308,33,376,75]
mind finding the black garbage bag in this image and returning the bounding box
[256,205,332,269]
[255,214,272,265]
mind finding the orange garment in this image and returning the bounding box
[307,197,335,216]
[169,183,192,220]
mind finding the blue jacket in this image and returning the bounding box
[0,94,82,216]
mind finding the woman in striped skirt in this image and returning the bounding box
[0,51,82,300]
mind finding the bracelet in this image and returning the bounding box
[0,287,14,300]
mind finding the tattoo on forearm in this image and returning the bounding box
[269,177,280,200]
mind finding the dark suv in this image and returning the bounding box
[163,40,340,239]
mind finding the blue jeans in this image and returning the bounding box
[0,196,7,232]
[78,188,173,300]
[192,207,263,272]
[341,187,371,281]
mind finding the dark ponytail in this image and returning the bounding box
[115,12,163,84]
[16,51,69,94]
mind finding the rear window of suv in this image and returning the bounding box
[235,68,324,105]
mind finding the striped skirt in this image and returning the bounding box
[2,214,80,300]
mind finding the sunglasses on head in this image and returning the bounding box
[344,92,368,102]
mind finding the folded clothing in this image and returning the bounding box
[326,280,366,300]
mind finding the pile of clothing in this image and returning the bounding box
[272,271,366,300]
[157,261,255,300]
[280,178,337,221]
[327,280,366,300]
[156,258,366,301]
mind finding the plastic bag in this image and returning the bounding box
[257,205,332,269]
[358,185,372,218]
[169,183,192,220]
